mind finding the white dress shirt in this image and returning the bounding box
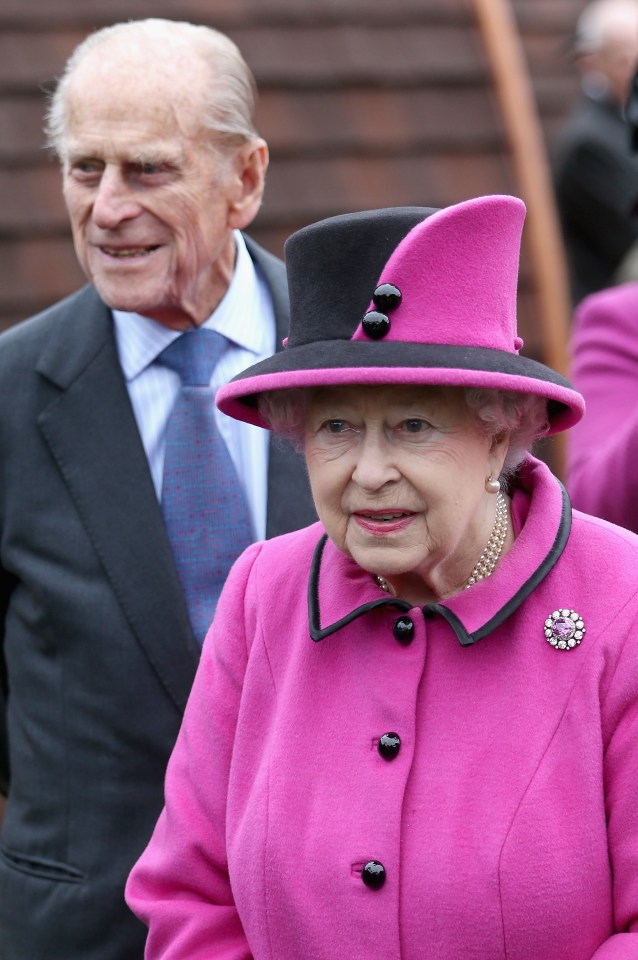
[112,232,276,541]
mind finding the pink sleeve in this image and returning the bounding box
[125,544,262,960]
[589,609,638,957]
[566,284,638,533]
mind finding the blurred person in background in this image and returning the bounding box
[566,280,638,529]
[566,62,638,533]
[553,0,638,305]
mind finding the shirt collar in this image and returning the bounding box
[307,456,571,646]
[112,231,266,382]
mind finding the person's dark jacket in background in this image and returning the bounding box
[553,92,638,305]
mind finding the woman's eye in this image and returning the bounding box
[402,418,430,433]
[324,420,348,434]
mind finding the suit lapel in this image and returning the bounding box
[36,288,199,712]
[244,233,291,350]
[245,237,317,536]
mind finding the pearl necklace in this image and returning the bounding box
[374,573,395,594]
[373,491,509,596]
[466,490,508,588]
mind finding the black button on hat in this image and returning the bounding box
[393,616,414,644]
[361,310,391,339]
[373,282,402,311]
[378,732,401,760]
[361,860,386,890]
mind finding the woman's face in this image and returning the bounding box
[304,384,509,603]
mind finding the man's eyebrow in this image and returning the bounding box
[63,145,99,163]
[129,147,182,166]
[62,145,182,167]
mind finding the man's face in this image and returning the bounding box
[61,55,256,329]
[583,17,638,104]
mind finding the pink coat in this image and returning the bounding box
[126,456,638,960]
[567,281,638,532]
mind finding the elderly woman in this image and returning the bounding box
[126,196,638,959]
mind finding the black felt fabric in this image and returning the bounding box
[284,207,438,347]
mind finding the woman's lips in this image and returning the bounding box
[353,510,416,535]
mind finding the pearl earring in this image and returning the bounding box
[486,475,501,494]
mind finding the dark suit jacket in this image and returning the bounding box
[0,237,316,959]
[553,93,638,305]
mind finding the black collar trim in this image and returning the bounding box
[450,480,572,645]
[307,481,572,646]
[308,535,412,642]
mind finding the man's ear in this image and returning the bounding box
[227,138,269,230]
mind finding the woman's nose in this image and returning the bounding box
[351,435,400,491]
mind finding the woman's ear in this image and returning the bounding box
[227,138,269,230]
[488,430,510,479]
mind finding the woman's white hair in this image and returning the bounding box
[463,387,549,477]
[45,18,258,160]
[257,385,549,481]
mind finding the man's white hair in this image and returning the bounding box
[575,0,638,55]
[45,18,259,159]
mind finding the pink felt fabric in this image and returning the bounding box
[216,196,585,436]
[127,456,638,959]
[566,282,638,533]
[352,196,525,351]
[216,366,584,434]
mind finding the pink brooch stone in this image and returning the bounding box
[544,609,585,651]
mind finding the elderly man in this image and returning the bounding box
[0,19,314,960]
[553,0,638,304]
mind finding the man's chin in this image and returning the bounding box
[91,276,161,315]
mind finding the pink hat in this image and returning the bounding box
[217,195,584,434]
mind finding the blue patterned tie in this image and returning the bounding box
[158,329,253,643]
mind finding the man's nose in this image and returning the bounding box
[91,168,141,229]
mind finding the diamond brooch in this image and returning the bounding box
[544,609,585,651]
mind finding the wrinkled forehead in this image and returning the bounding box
[62,67,211,163]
